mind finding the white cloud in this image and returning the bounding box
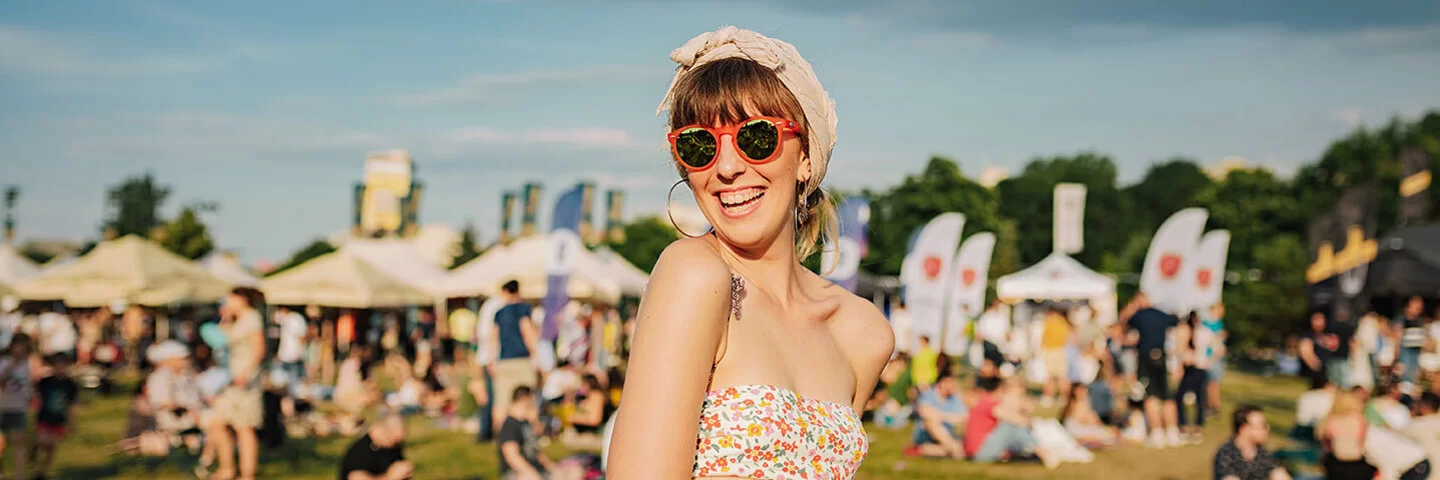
[0,26,221,76]
[389,65,662,107]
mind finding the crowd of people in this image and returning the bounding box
[3,274,1440,479]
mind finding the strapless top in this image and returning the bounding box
[693,384,867,479]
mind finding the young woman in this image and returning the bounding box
[1061,383,1117,448]
[1317,389,1376,480]
[607,26,893,479]
[208,287,266,480]
[1175,311,1209,443]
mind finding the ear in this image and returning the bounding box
[797,153,813,184]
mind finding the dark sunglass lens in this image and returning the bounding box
[674,128,717,168]
[736,119,780,160]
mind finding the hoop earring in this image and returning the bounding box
[667,178,709,238]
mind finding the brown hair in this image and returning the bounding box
[667,57,837,263]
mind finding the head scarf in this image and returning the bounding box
[657,26,837,197]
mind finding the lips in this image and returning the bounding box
[715,186,765,217]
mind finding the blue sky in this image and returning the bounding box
[2,1,1438,264]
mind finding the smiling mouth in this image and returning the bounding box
[717,187,765,216]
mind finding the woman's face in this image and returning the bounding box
[683,110,811,252]
[227,292,248,310]
[1311,313,1326,332]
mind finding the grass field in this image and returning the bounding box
[42,371,1308,480]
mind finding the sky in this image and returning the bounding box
[2,1,1439,264]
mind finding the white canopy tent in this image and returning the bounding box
[199,252,261,287]
[0,244,40,297]
[15,235,230,308]
[260,249,434,308]
[342,239,450,297]
[995,252,1117,325]
[445,234,624,304]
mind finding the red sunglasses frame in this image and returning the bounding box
[667,116,803,172]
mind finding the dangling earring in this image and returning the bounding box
[795,184,811,228]
[667,178,710,238]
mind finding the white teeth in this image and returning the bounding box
[719,189,764,207]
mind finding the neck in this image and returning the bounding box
[709,227,803,305]
[1234,435,1258,453]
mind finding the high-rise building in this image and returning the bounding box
[353,150,423,237]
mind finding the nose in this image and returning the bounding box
[713,133,747,181]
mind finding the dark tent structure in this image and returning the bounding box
[1366,226,1440,298]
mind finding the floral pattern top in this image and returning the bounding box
[693,384,868,479]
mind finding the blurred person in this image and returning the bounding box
[1293,377,1337,443]
[336,309,356,360]
[974,298,1011,373]
[1366,382,1411,430]
[122,305,147,370]
[1126,292,1182,448]
[333,346,377,425]
[498,386,559,480]
[1299,311,1338,392]
[76,308,106,366]
[488,280,539,431]
[1395,297,1426,385]
[1176,311,1209,444]
[608,26,893,480]
[144,341,205,452]
[1404,392,1440,472]
[337,414,412,480]
[0,333,33,478]
[208,287,266,480]
[1202,302,1229,412]
[32,354,78,480]
[0,296,19,351]
[1318,388,1376,480]
[905,375,969,459]
[1039,305,1073,407]
[1062,382,1117,447]
[965,378,1057,468]
[891,299,913,355]
[475,291,504,367]
[35,308,77,360]
[1213,404,1290,480]
[874,354,915,429]
[1363,424,1430,480]
[568,374,610,436]
[448,301,477,364]
[274,306,308,383]
[464,362,492,442]
[911,335,940,390]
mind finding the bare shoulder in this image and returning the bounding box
[649,237,732,295]
[808,278,893,363]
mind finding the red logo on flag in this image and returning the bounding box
[1197,268,1212,288]
[923,256,942,280]
[1159,253,1183,279]
[962,268,977,287]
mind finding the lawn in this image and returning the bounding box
[45,371,1307,480]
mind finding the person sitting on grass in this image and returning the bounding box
[905,375,969,459]
[1061,382,1117,448]
[500,385,587,480]
[32,354,79,480]
[1213,404,1290,480]
[338,414,411,480]
[964,377,1058,468]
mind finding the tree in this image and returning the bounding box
[1124,158,1213,233]
[451,221,483,269]
[158,206,215,260]
[863,157,1001,276]
[1225,234,1308,350]
[1195,168,1305,272]
[104,173,170,239]
[607,216,679,273]
[268,239,336,276]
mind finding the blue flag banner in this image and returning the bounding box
[542,184,586,342]
[823,196,870,292]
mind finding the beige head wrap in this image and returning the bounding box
[657,26,837,197]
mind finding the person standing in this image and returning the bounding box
[1201,303,1229,413]
[0,334,33,478]
[1299,311,1337,389]
[487,280,538,431]
[1395,296,1427,385]
[33,354,79,480]
[1039,305,1073,407]
[1213,405,1290,480]
[448,301,477,365]
[1126,293,1181,448]
[209,287,267,480]
[975,298,1011,376]
[274,306,308,383]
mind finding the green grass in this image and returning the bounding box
[42,371,1307,480]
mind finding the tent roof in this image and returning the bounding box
[0,244,40,296]
[199,252,261,287]
[15,235,230,307]
[445,234,622,303]
[342,239,450,297]
[1366,226,1440,299]
[996,252,1116,301]
[260,250,434,308]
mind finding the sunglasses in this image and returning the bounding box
[667,116,802,171]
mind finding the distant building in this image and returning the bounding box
[978,166,1010,188]
[353,150,424,238]
[1207,156,1248,180]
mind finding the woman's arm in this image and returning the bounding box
[834,296,895,413]
[606,240,732,480]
